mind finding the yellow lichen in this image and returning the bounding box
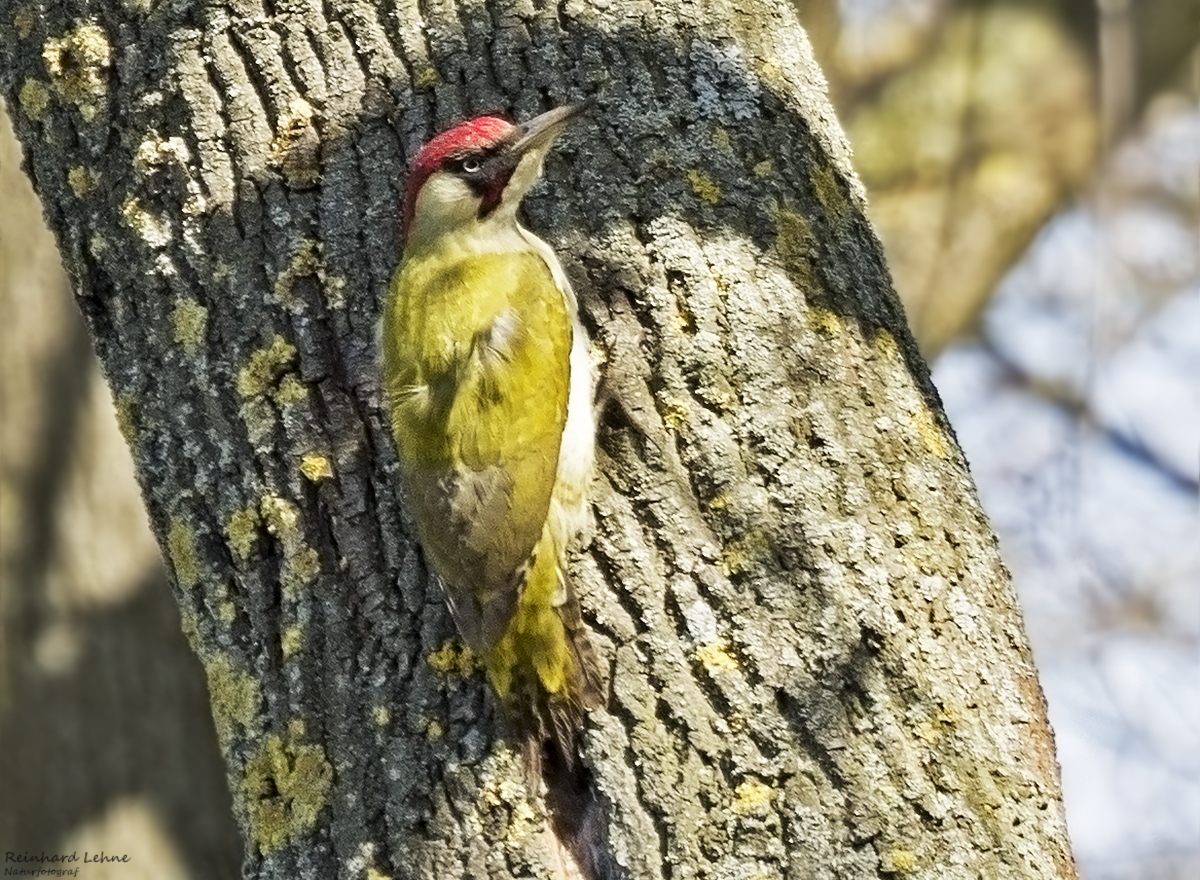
[293,547,319,582]
[120,195,171,247]
[274,374,308,406]
[134,134,189,174]
[274,239,322,307]
[752,159,773,178]
[774,205,813,253]
[281,546,320,596]
[261,494,299,540]
[427,641,475,676]
[914,720,942,743]
[205,654,260,748]
[324,274,347,310]
[18,79,51,120]
[913,708,959,744]
[236,336,298,399]
[166,516,200,589]
[711,126,733,154]
[807,306,842,337]
[873,329,899,360]
[299,453,333,483]
[281,624,303,658]
[425,719,445,740]
[885,849,917,873]
[720,530,773,576]
[510,799,539,841]
[43,22,111,122]
[226,506,261,561]
[172,298,209,353]
[912,404,950,458]
[688,169,721,205]
[756,55,785,90]
[413,66,439,90]
[217,599,238,625]
[811,164,848,223]
[67,165,97,197]
[371,704,392,727]
[773,205,819,291]
[659,399,689,433]
[241,729,333,855]
[732,779,774,813]
[247,494,319,597]
[275,97,315,140]
[366,870,392,880]
[259,494,319,595]
[695,641,738,672]
[474,760,541,849]
[113,393,137,446]
[270,99,321,188]
[120,195,148,226]
[178,607,201,653]
[14,8,36,37]
[477,773,520,806]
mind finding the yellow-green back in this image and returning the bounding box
[382,246,572,651]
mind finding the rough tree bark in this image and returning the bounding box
[1,103,242,878]
[1,1,1077,878]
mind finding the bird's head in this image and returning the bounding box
[401,104,584,250]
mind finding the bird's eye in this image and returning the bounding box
[461,157,483,174]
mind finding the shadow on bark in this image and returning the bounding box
[1,565,243,879]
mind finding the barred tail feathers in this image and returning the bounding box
[480,525,612,880]
[482,525,602,772]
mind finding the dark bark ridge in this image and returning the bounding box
[2,0,1076,878]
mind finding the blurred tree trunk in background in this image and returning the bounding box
[0,105,243,878]
[2,1,1081,878]
[796,0,1100,358]
[795,0,1197,360]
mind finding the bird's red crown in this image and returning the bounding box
[402,116,516,239]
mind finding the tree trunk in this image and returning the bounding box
[1,103,243,879]
[1,1,1077,878]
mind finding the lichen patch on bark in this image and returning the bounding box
[240,728,334,855]
[42,22,110,122]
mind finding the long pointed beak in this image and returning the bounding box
[511,102,589,159]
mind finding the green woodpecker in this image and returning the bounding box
[381,106,602,763]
